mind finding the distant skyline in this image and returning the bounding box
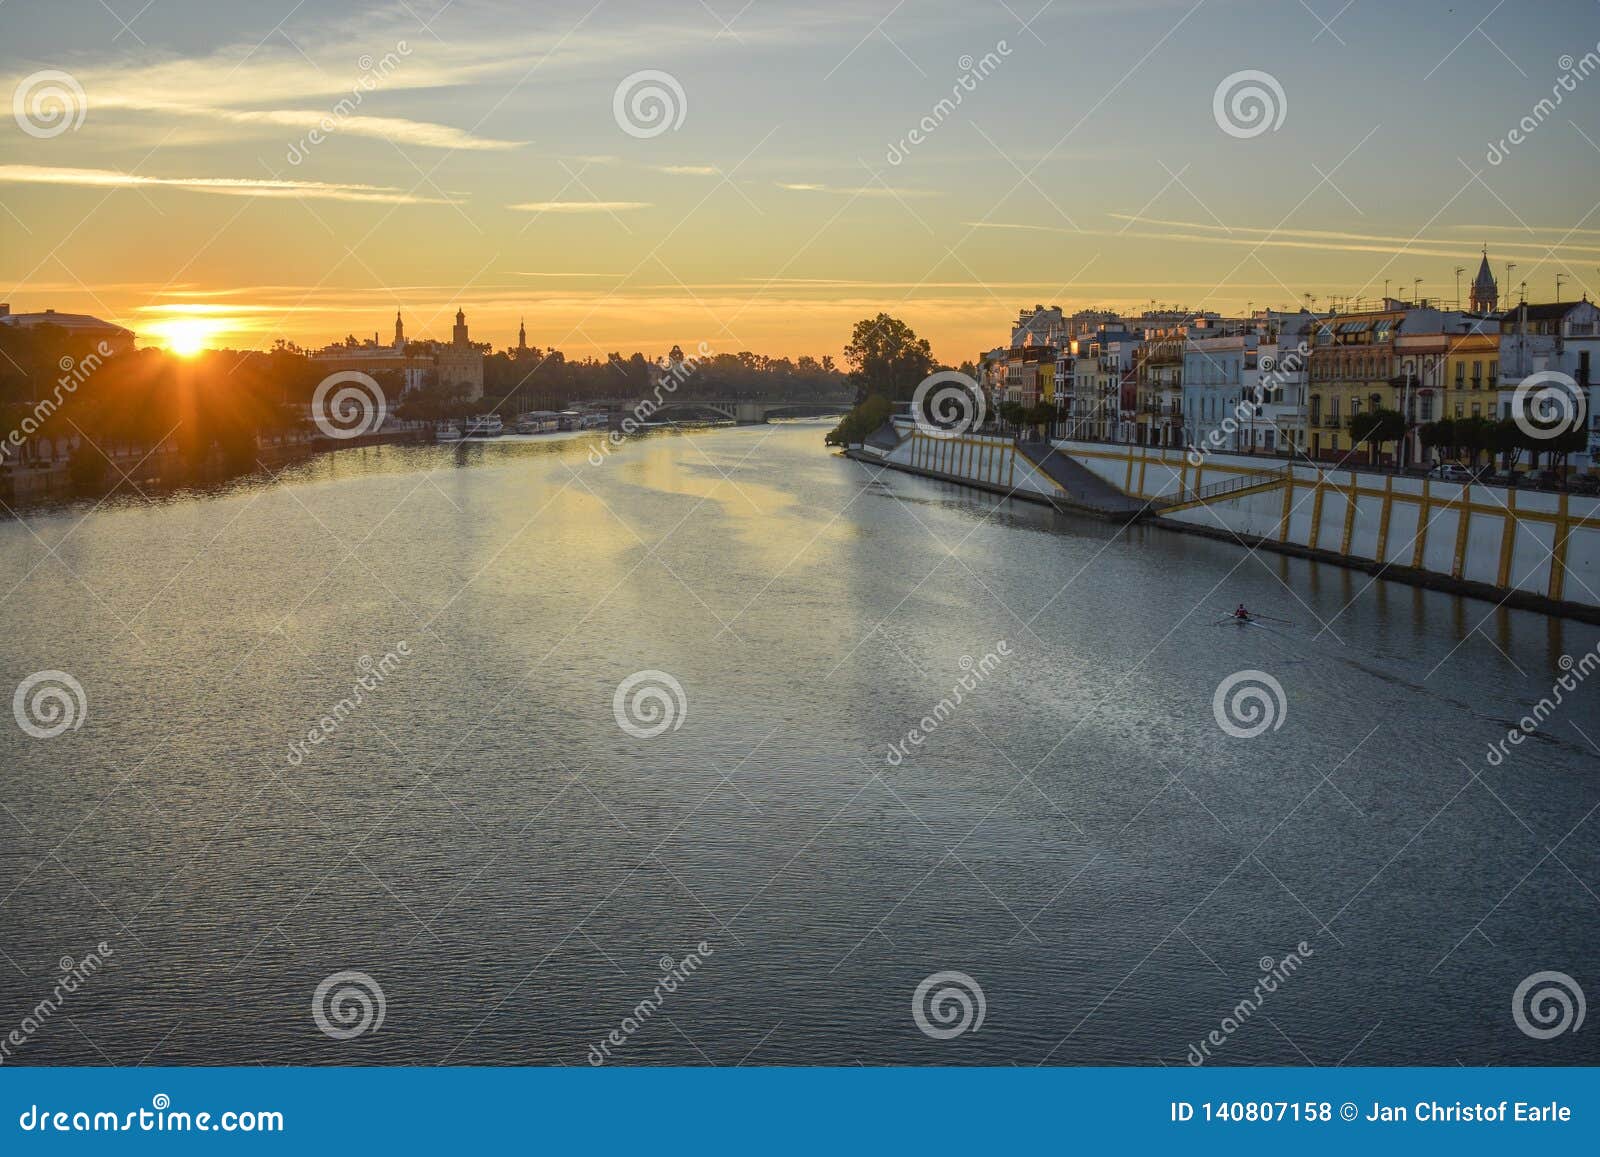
[2,0,1598,361]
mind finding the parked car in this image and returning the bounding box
[1427,463,1475,483]
[1488,470,1521,488]
[1528,469,1565,490]
[1569,474,1600,496]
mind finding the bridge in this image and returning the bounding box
[593,397,854,425]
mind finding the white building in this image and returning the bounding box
[1183,330,1260,453]
[1497,299,1600,472]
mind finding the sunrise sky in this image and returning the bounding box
[2,0,1598,362]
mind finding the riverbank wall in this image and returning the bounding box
[849,421,1148,520]
[0,426,432,506]
[851,420,1600,620]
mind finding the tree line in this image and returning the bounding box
[1347,408,1586,471]
[0,323,852,483]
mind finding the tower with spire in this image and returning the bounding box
[436,307,484,401]
[393,309,404,349]
[518,317,527,353]
[1469,248,1498,314]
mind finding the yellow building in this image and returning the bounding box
[1306,305,1498,464]
[1440,331,1499,425]
[1306,308,1406,461]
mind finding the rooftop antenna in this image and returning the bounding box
[1556,273,1566,302]
[1413,277,1423,305]
[1454,266,1465,309]
[1518,280,1527,305]
[1383,278,1391,302]
[1506,262,1517,299]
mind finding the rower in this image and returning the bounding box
[1234,604,1251,620]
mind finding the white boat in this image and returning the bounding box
[515,410,561,434]
[463,414,504,437]
[434,422,464,442]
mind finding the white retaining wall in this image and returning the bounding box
[864,422,1062,499]
[1057,441,1600,606]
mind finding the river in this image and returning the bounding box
[1,421,1596,1065]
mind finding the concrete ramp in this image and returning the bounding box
[1150,467,1292,514]
[1016,442,1149,520]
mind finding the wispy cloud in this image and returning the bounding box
[506,201,652,213]
[215,108,525,152]
[778,182,940,198]
[1099,214,1600,259]
[134,302,321,314]
[963,220,1076,234]
[0,165,451,205]
[1447,223,1600,237]
[658,164,720,176]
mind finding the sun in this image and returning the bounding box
[160,319,212,357]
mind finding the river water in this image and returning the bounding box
[1,421,1596,1065]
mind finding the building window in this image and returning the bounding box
[1455,363,1465,385]
[1455,402,1464,418]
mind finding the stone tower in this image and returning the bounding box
[1470,250,1498,314]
